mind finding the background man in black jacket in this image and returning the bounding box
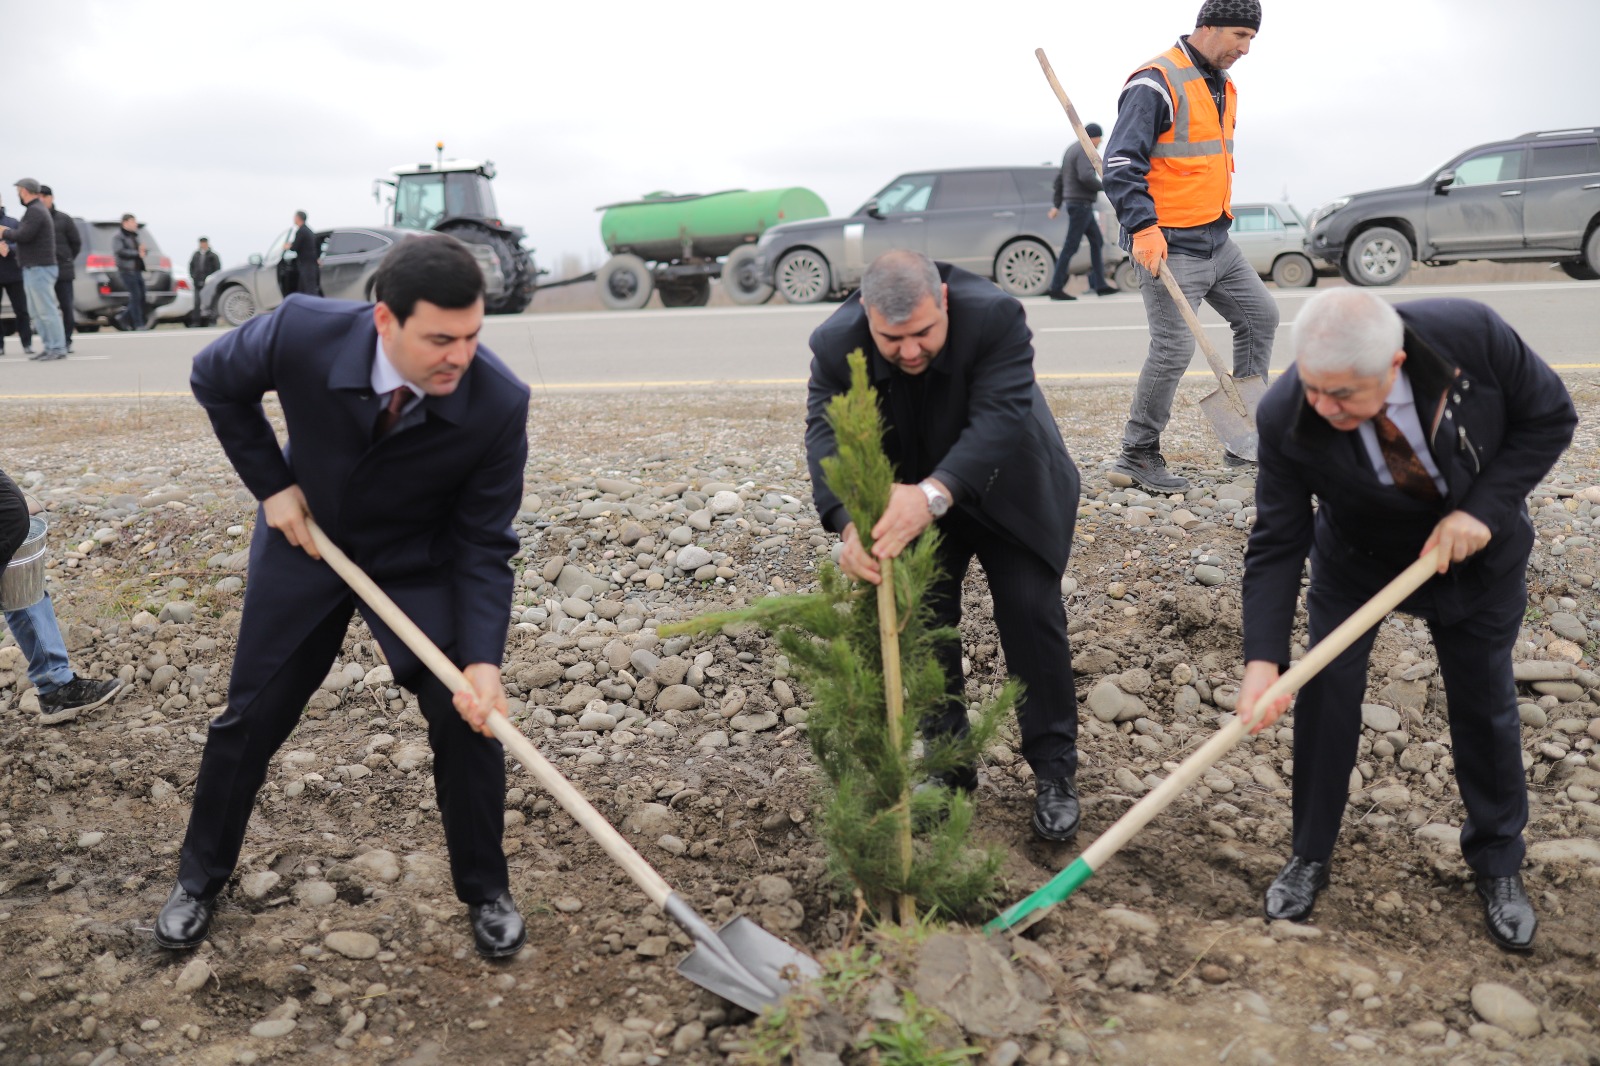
[189,237,220,325]
[39,187,81,352]
[113,213,148,330]
[0,196,34,356]
[1237,288,1576,952]
[287,211,321,296]
[1045,122,1117,302]
[806,250,1083,841]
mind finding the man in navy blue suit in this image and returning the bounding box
[1237,287,1574,952]
[157,235,531,958]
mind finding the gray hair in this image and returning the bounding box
[1292,287,1403,378]
[860,250,943,324]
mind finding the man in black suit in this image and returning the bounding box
[805,250,1083,841]
[287,210,321,296]
[1237,287,1575,952]
[158,235,531,957]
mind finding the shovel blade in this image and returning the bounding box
[676,916,822,1014]
[1198,374,1269,461]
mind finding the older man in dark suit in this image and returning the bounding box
[157,235,531,957]
[1237,287,1575,952]
[805,249,1083,841]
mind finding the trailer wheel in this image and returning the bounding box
[658,277,711,308]
[597,254,655,310]
[775,249,830,304]
[721,245,774,305]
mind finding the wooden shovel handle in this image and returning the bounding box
[1034,47,1243,408]
[1078,546,1444,872]
[304,518,675,907]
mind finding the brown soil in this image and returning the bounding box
[2,383,1598,1066]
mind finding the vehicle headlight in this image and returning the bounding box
[1309,197,1350,229]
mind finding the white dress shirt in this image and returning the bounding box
[372,336,423,416]
[1356,370,1447,496]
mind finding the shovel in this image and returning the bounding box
[986,545,1444,932]
[303,518,820,1012]
[1036,47,1267,461]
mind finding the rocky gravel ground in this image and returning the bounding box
[2,378,1599,1066]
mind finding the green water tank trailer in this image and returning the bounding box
[594,187,828,310]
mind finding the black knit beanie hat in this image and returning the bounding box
[1196,0,1261,30]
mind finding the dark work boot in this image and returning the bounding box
[1110,451,1191,494]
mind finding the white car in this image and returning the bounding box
[157,276,195,324]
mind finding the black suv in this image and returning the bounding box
[1307,127,1600,285]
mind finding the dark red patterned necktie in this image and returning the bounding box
[374,387,409,439]
[1372,410,1441,503]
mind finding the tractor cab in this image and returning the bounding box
[370,143,538,315]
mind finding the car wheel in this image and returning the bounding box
[1559,260,1599,281]
[1582,226,1600,278]
[218,286,258,327]
[993,239,1054,297]
[1270,252,1316,288]
[596,254,654,311]
[775,249,830,304]
[721,245,774,305]
[1345,226,1412,286]
[1113,259,1142,292]
[657,277,711,308]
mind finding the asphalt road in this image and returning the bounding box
[3,280,1597,399]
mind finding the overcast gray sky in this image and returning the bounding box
[8,0,1596,279]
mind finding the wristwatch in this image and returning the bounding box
[918,479,951,518]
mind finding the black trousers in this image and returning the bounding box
[53,273,74,344]
[0,279,30,347]
[1291,559,1528,877]
[178,597,510,904]
[923,506,1077,780]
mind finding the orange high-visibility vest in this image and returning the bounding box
[1128,44,1236,228]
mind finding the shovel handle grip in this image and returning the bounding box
[1035,46,1243,408]
[304,518,675,908]
[1078,546,1444,872]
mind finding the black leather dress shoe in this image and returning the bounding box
[1047,291,1077,301]
[155,884,217,950]
[1094,286,1121,296]
[470,892,527,958]
[1476,874,1537,952]
[1031,777,1080,842]
[1264,856,1329,921]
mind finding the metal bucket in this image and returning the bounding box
[1,515,48,612]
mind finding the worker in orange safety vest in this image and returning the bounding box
[1102,0,1278,494]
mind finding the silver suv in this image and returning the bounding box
[1308,127,1600,285]
[755,166,1134,303]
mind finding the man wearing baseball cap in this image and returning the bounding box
[1102,0,1277,491]
[0,179,69,360]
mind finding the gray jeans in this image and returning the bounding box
[1122,238,1278,455]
